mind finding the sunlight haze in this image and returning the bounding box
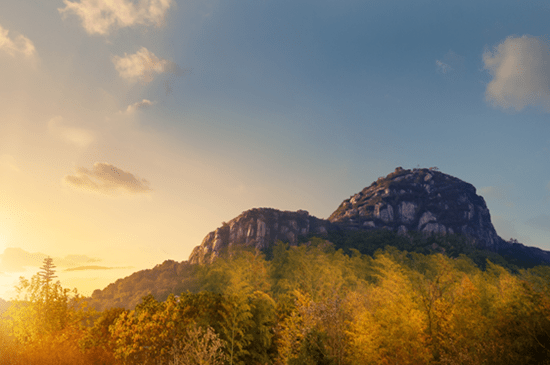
[1,0,550,299]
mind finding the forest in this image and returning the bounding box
[1,234,550,364]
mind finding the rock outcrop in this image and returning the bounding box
[328,167,502,251]
[189,167,550,265]
[189,208,331,264]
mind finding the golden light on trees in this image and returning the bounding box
[1,238,550,364]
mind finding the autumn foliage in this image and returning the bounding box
[1,241,550,364]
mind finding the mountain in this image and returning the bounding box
[327,167,550,267]
[89,167,550,309]
[188,208,333,264]
[328,167,501,249]
[190,167,550,265]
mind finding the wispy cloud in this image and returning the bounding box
[113,47,177,83]
[483,35,550,112]
[48,116,95,148]
[64,162,152,195]
[0,24,36,58]
[59,0,173,36]
[0,248,100,273]
[125,99,156,113]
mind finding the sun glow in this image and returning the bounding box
[0,233,6,253]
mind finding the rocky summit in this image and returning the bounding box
[189,208,332,264]
[328,167,501,250]
[189,167,550,265]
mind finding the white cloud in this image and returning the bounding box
[59,0,173,36]
[483,35,550,111]
[0,24,36,58]
[125,99,156,113]
[113,47,175,83]
[48,116,95,148]
[64,162,152,195]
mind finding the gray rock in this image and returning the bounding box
[287,231,296,244]
[374,203,394,222]
[380,205,394,223]
[398,201,416,223]
[257,220,267,238]
[328,167,504,251]
[418,211,437,228]
[423,223,446,234]
[189,208,331,264]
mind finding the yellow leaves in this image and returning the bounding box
[1,259,95,365]
[5,246,550,364]
[276,288,353,364]
[200,248,272,297]
[271,241,369,303]
[347,253,431,365]
[347,302,381,364]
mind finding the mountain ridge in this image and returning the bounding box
[89,167,550,309]
[190,167,533,264]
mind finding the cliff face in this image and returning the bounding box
[188,167,549,265]
[329,167,502,251]
[189,208,331,264]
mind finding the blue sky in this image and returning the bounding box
[1,0,550,298]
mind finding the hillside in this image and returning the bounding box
[88,167,550,310]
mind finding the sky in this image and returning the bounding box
[1,0,550,299]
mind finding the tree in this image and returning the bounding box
[276,290,351,365]
[484,263,550,364]
[168,324,227,365]
[39,256,58,285]
[81,307,127,365]
[2,257,93,364]
[110,294,172,365]
[6,258,87,342]
[347,254,430,365]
